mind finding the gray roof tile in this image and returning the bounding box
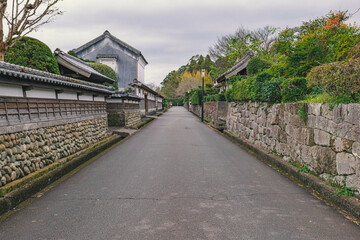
[0,62,114,94]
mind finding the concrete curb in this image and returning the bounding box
[222,130,360,221]
[0,134,122,216]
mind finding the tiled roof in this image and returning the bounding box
[74,30,148,64]
[0,62,114,94]
[110,91,141,100]
[54,49,115,84]
[130,80,164,98]
[216,51,254,83]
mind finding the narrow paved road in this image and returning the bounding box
[1,107,360,239]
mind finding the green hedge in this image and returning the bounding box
[5,37,60,74]
[233,77,256,101]
[204,93,225,102]
[225,88,234,102]
[190,89,202,105]
[281,77,308,102]
[232,72,283,103]
[306,59,360,97]
[90,62,118,90]
[247,57,272,76]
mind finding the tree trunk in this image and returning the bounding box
[0,41,5,62]
[0,50,4,62]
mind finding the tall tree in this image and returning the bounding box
[196,55,204,70]
[0,0,63,61]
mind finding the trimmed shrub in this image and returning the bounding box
[247,57,272,76]
[225,88,234,102]
[253,72,274,101]
[233,77,256,101]
[5,37,60,74]
[306,59,360,97]
[204,95,215,102]
[261,78,284,103]
[90,62,119,90]
[190,89,202,105]
[348,42,360,59]
[215,93,226,101]
[281,77,308,102]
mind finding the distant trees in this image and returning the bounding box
[0,0,63,61]
[208,25,277,79]
[160,55,214,102]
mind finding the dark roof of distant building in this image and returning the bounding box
[215,51,254,84]
[0,61,113,94]
[73,30,148,64]
[54,49,115,84]
[109,91,142,101]
[130,79,163,98]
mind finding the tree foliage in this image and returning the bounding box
[90,62,118,90]
[272,10,360,78]
[161,55,214,102]
[208,25,277,79]
[5,36,59,74]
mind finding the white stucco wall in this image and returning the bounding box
[0,83,23,97]
[57,91,78,100]
[26,87,56,99]
[93,96,105,102]
[99,58,117,72]
[137,57,146,83]
[78,94,93,101]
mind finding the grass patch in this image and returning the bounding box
[328,176,356,197]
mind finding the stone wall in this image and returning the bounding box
[108,110,141,127]
[189,101,228,127]
[107,102,141,127]
[227,101,360,192]
[0,115,108,187]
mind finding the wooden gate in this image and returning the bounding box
[144,93,148,114]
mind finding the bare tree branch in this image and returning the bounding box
[0,0,63,61]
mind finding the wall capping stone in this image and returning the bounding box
[0,114,107,135]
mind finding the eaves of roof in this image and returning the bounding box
[54,49,115,84]
[0,62,114,95]
[215,52,254,83]
[130,81,163,98]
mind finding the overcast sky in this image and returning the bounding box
[29,0,360,86]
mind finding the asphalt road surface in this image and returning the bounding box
[0,107,360,239]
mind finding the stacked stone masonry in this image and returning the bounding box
[0,117,108,187]
[125,111,141,126]
[226,101,360,193]
[190,101,228,125]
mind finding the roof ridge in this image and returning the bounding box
[0,61,113,92]
[73,31,148,64]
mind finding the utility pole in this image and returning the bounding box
[201,69,205,122]
[187,90,190,111]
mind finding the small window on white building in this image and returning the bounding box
[96,54,118,72]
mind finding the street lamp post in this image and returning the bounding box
[187,90,190,111]
[201,69,205,122]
